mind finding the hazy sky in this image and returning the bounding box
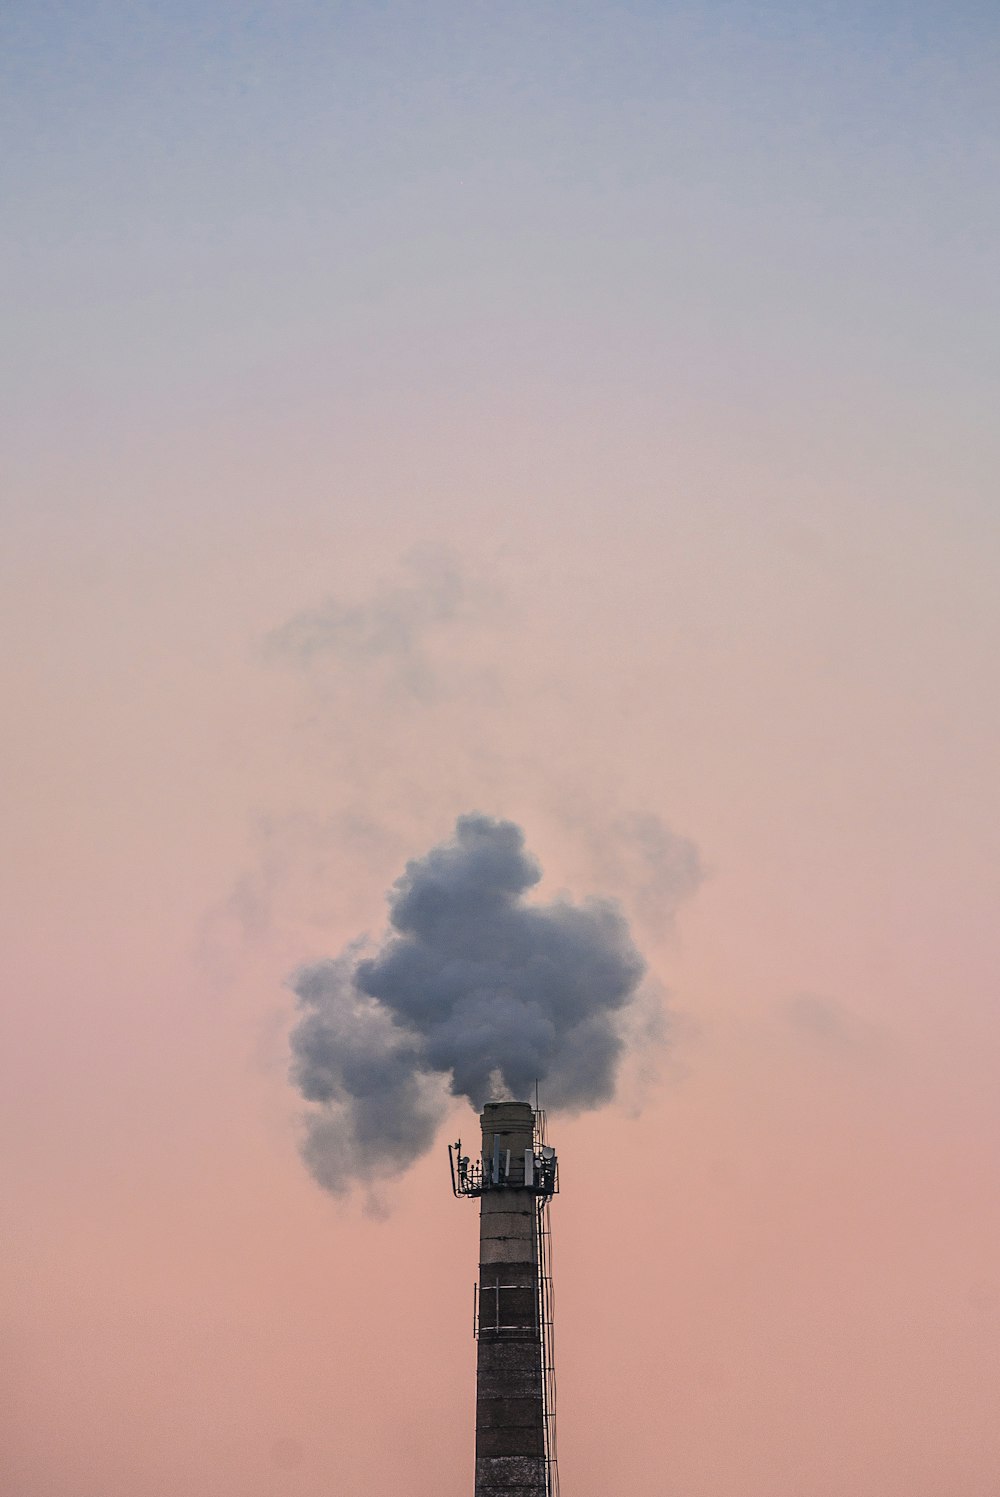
[3,5,998,1495]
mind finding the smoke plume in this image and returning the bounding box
[289,814,648,1193]
[262,547,494,702]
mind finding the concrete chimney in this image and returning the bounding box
[451,1101,559,1497]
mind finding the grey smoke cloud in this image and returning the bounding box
[293,949,448,1194]
[289,814,648,1193]
[263,548,491,701]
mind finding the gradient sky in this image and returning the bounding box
[3,4,999,1495]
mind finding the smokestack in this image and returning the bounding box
[451,1101,559,1497]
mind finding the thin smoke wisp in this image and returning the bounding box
[289,813,648,1194]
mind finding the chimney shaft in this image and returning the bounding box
[475,1102,547,1497]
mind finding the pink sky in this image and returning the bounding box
[3,5,999,1494]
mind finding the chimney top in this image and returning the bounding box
[480,1100,534,1124]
